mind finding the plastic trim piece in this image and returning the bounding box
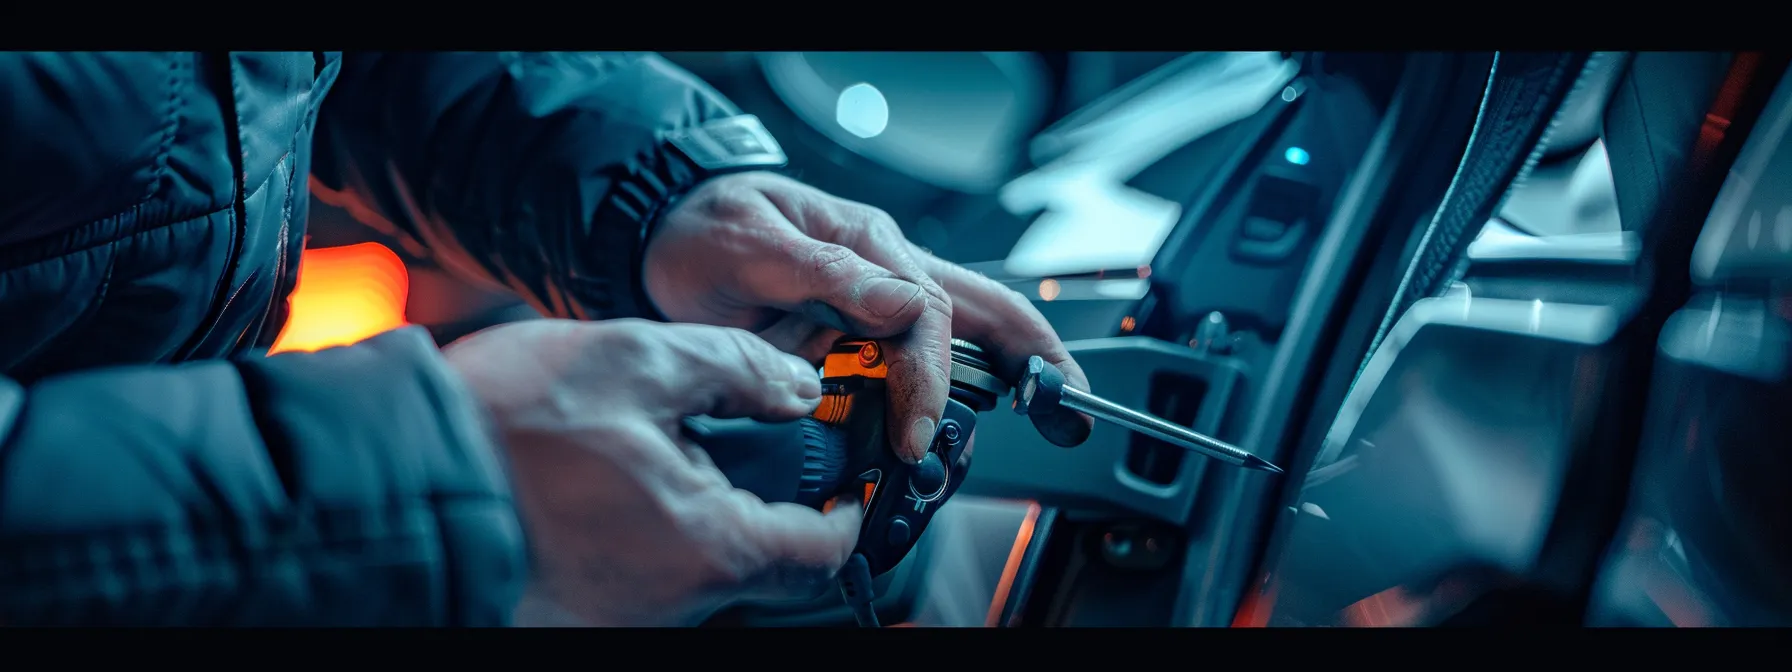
[959,337,1243,525]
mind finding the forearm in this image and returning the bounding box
[310,52,739,320]
[0,328,526,626]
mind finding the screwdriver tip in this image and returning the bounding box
[1244,454,1285,474]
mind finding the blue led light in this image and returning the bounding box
[1284,147,1310,166]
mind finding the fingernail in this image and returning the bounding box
[904,416,936,464]
[860,278,923,319]
[787,356,823,399]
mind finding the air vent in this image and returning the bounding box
[1124,372,1209,485]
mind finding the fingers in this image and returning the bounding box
[754,313,820,354]
[720,190,929,338]
[737,498,863,601]
[791,327,846,366]
[755,318,846,366]
[917,254,1095,448]
[752,313,843,366]
[637,322,823,422]
[759,180,956,464]
[830,214,954,464]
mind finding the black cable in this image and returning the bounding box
[837,553,881,628]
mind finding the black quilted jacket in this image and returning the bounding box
[0,51,735,625]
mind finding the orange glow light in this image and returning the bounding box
[270,243,410,354]
[1120,316,1136,332]
[1231,579,1278,627]
[1038,279,1061,302]
[985,501,1043,627]
[1342,585,1426,627]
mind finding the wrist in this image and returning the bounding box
[437,347,543,608]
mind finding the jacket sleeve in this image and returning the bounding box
[310,52,740,321]
[0,327,527,626]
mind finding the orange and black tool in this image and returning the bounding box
[682,338,1010,626]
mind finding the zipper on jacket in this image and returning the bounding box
[172,52,251,361]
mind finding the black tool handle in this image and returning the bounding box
[681,416,850,509]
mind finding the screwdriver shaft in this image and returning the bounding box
[1058,387,1282,473]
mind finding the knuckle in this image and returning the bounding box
[708,217,763,253]
[860,205,900,233]
[716,325,771,359]
[859,208,905,245]
[823,201,897,245]
[961,268,1027,311]
[611,325,698,392]
[965,273,1045,334]
[716,327,766,365]
[800,242,857,278]
[720,328,779,379]
[598,321,660,360]
[920,281,955,319]
[1001,284,1045,322]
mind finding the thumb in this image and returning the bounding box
[738,233,928,338]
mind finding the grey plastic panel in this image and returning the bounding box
[958,336,1247,525]
[1586,295,1792,627]
[905,497,1040,627]
[1250,288,1626,626]
[1469,218,1638,265]
[700,495,1037,627]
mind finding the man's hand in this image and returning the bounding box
[645,172,1094,464]
[444,319,861,626]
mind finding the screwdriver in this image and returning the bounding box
[1013,356,1284,474]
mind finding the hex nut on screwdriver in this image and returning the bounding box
[1013,356,1063,419]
